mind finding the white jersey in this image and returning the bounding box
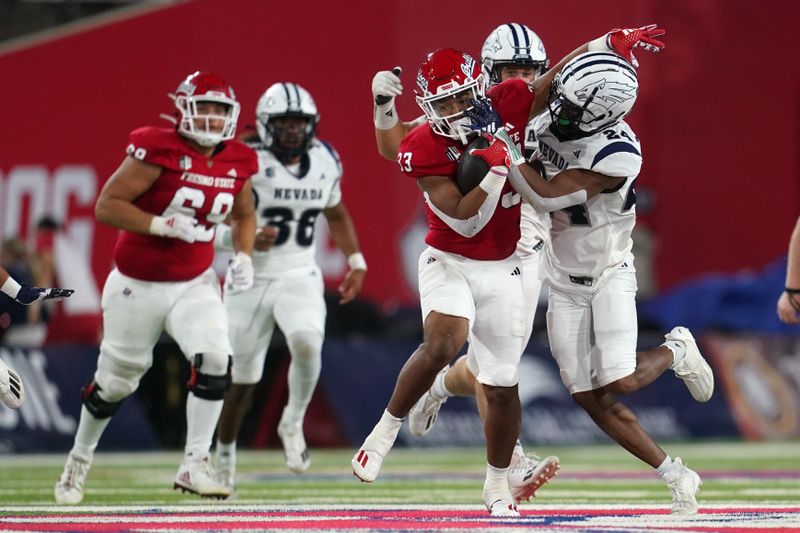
[517,115,550,258]
[532,114,642,292]
[250,140,343,279]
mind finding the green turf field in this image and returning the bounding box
[1,441,798,508]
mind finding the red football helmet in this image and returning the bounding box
[414,48,485,143]
[173,71,240,147]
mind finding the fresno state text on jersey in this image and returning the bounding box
[114,127,258,282]
[397,79,534,260]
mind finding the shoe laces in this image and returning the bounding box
[510,452,541,475]
[62,455,90,487]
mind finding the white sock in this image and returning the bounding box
[72,406,111,459]
[484,463,510,494]
[430,369,452,401]
[283,331,323,425]
[656,455,673,476]
[663,340,686,368]
[362,409,402,456]
[185,393,224,456]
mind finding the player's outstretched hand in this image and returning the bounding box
[594,24,665,67]
[464,97,503,134]
[15,286,75,305]
[338,269,365,305]
[372,67,403,105]
[225,252,254,294]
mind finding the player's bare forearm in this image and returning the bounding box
[324,203,361,257]
[96,156,163,234]
[529,43,589,118]
[95,197,161,234]
[418,175,492,220]
[230,180,256,254]
[376,122,411,162]
[785,216,800,288]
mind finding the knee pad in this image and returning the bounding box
[187,353,231,400]
[287,331,323,362]
[81,380,123,419]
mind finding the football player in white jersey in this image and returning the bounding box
[471,50,713,515]
[214,82,366,487]
[369,22,560,503]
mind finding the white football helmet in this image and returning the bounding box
[548,51,638,137]
[256,82,319,159]
[173,71,240,147]
[481,23,549,86]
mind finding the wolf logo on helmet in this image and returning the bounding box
[548,51,638,138]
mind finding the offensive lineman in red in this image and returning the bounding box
[352,28,664,516]
[55,71,258,504]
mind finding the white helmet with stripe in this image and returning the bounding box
[256,82,319,158]
[481,23,549,85]
[548,51,638,137]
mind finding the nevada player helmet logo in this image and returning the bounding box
[548,51,638,137]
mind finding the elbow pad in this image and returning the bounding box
[508,166,587,212]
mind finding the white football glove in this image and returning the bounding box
[150,213,198,243]
[225,252,254,293]
[372,67,403,104]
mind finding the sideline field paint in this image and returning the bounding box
[2,504,798,531]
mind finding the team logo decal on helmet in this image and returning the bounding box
[548,51,638,138]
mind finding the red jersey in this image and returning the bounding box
[113,127,258,282]
[398,79,535,260]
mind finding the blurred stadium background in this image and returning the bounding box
[0,0,799,516]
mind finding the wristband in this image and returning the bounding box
[588,34,612,53]
[214,224,233,250]
[149,216,168,237]
[478,166,508,196]
[374,101,399,130]
[347,252,368,271]
[786,287,800,294]
[1,277,21,299]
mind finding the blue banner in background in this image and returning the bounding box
[320,333,740,448]
[0,345,157,453]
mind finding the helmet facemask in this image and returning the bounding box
[261,112,317,162]
[416,76,484,145]
[175,94,240,147]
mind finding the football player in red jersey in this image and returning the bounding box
[0,265,73,409]
[54,71,258,504]
[372,23,561,506]
[353,27,665,516]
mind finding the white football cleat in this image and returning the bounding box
[54,452,91,505]
[662,457,701,515]
[214,449,236,492]
[174,452,231,499]
[408,366,448,437]
[508,453,560,503]
[278,420,310,474]
[483,484,519,517]
[351,448,385,482]
[0,358,24,409]
[666,327,714,402]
